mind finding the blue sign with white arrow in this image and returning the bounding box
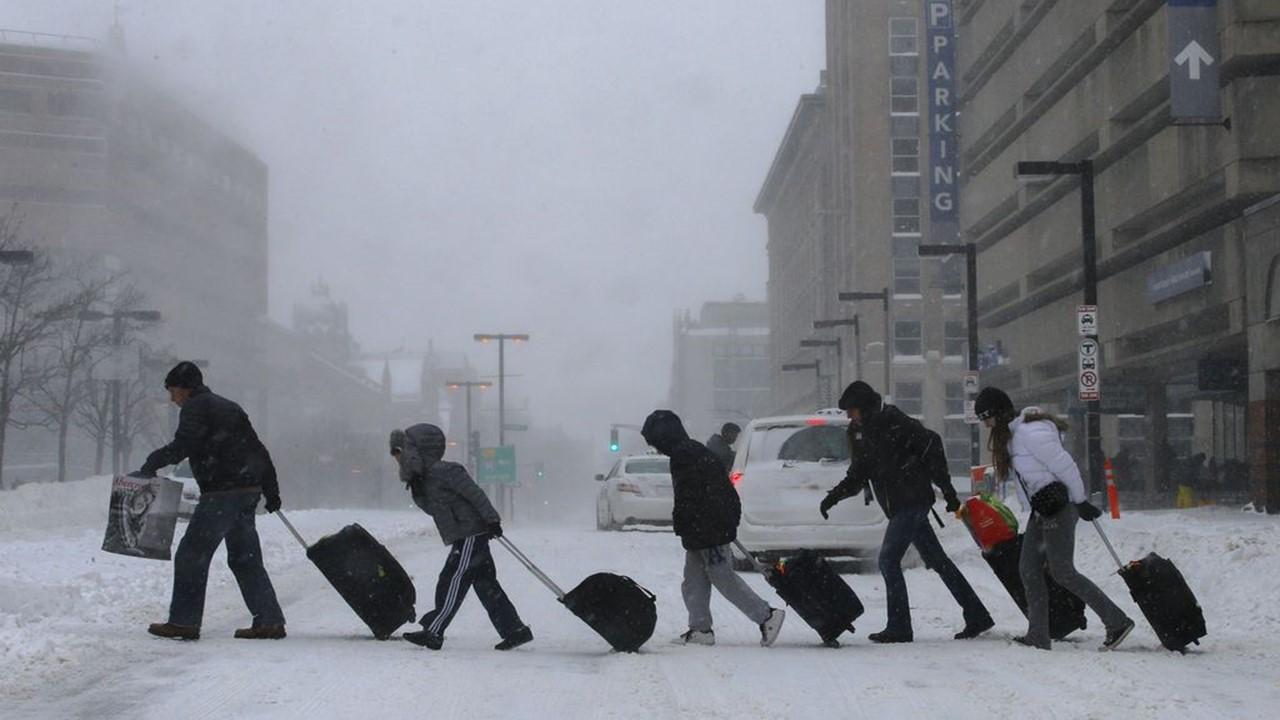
[1167,0,1222,123]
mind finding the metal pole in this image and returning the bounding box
[1080,159,1103,496]
[465,385,474,474]
[882,288,892,399]
[498,338,507,516]
[854,316,862,382]
[813,359,823,407]
[966,245,981,469]
[111,315,122,475]
[835,337,843,392]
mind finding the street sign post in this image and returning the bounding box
[963,371,980,424]
[1078,338,1101,401]
[1077,305,1098,336]
[1168,0,1222,123]
[476,446,517,486]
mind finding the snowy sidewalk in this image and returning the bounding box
[3,477,1280,719]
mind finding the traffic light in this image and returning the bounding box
[609,427,620,452]
[534,461,545,479]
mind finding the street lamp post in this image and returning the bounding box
[799,338,842,391]
[1014,158,1102,495]
[814,317,861,382]
[473,333,529,516]
[80,308,162,475]
[838,289,892,398]
[446,380,492,473]
[919,242,980,469]
[781,360,823,407]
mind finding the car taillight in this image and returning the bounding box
[730,471,743,487]
[805,418,827,426]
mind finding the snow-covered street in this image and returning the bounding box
[3,476,1280,719]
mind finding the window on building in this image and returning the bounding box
[941,257,964,294]
[0,88,33,114]
[895,382,923,415]
[890,77,919,116]
[945,382,965,416]
[945,321,966,357]
[894,320,922,357]
[891,138,920,176]
[893,197,921,236]
[944,419,971,475]
[47,90,103,120]
[893,238,920,295]
[889,17,919,57]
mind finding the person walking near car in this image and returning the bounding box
[706,422,741,471]
[642,410,785,647]
[819,381,993,643]
[392,423,532,651]
[974,387,1135,651]
[133,361,286,641]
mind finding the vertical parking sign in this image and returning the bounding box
[1168,0,1222,123]
[925,0,959,244]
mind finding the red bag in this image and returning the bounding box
[960,494,1018,551]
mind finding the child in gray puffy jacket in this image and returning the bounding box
[391,423,532,651]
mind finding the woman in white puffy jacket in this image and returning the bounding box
[975,387,1134,651]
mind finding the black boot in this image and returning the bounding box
[495,625,533,651]
[404,629,443,650]
[954,616,995,640]
[1101,618,1135,651]
[868,629,913,644]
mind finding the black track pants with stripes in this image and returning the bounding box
[419,534,525,639]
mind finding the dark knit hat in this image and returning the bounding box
[720,422,741,436]
[838,381,882,415]
[974,386,1015,421]
[164,361,204,390]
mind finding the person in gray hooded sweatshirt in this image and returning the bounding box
[391,423,531,651]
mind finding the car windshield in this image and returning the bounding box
[625,459,670,474]
[746,424,850,465]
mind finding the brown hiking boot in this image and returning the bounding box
[234,624,286,639]
[148,622,200,640]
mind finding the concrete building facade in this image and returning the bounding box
[956,0,1280,507]
[668,300,771,442]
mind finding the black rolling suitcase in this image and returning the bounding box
[983,535,1088,640]
[499,537,656,652]
[279,514,416,640]
[735,541,863,646]
[1090,522,1206,652]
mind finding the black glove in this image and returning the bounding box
[488,521,503,538]
[264,495,282,513]
[819,491,842,520]
[945,495,962,514]
[128,468,155,479]
[1075,501,1102,521]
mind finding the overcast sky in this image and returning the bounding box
[4,1,824,442]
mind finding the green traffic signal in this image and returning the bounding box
[609,427,620,452]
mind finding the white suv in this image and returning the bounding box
[595,452,673,530]
[729,409,886,568]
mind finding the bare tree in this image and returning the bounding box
[24,263,127,482]
[0,211,82,490]
[76,376,112,475]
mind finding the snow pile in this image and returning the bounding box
[0,475,116,536]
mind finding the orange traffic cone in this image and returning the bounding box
[1105,458,1120,519]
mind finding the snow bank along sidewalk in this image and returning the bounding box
[0,475,427,695]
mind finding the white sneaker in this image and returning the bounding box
[674,629,715,646]
[759,608,786,647]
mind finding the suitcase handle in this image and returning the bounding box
[732,540,770,574]
[1089,519,1125,571]
[496,536,567,599]
[277,512,310,551]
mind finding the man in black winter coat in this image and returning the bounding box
[641,410,784,647]
[134,362,285,641]
[820,381,992,643]
[706,422,741,471]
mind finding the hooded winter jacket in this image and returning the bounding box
[642,410,740,550]
[394,423,500,545]
[830,404,958,518]
[706,433,736,471]
[1006,407,1088,509]
[141,385,279,500]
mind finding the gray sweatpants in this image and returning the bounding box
[1020,503,1130,645]
[682,544,771,631]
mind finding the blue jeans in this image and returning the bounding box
[878,506,989,635]
[169,492,284,628]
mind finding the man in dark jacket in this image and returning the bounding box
[134,361,285,641]
[820,381,993,643]
[706,422,741,471]
[642,410,784,647]
[392,423,531,651]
